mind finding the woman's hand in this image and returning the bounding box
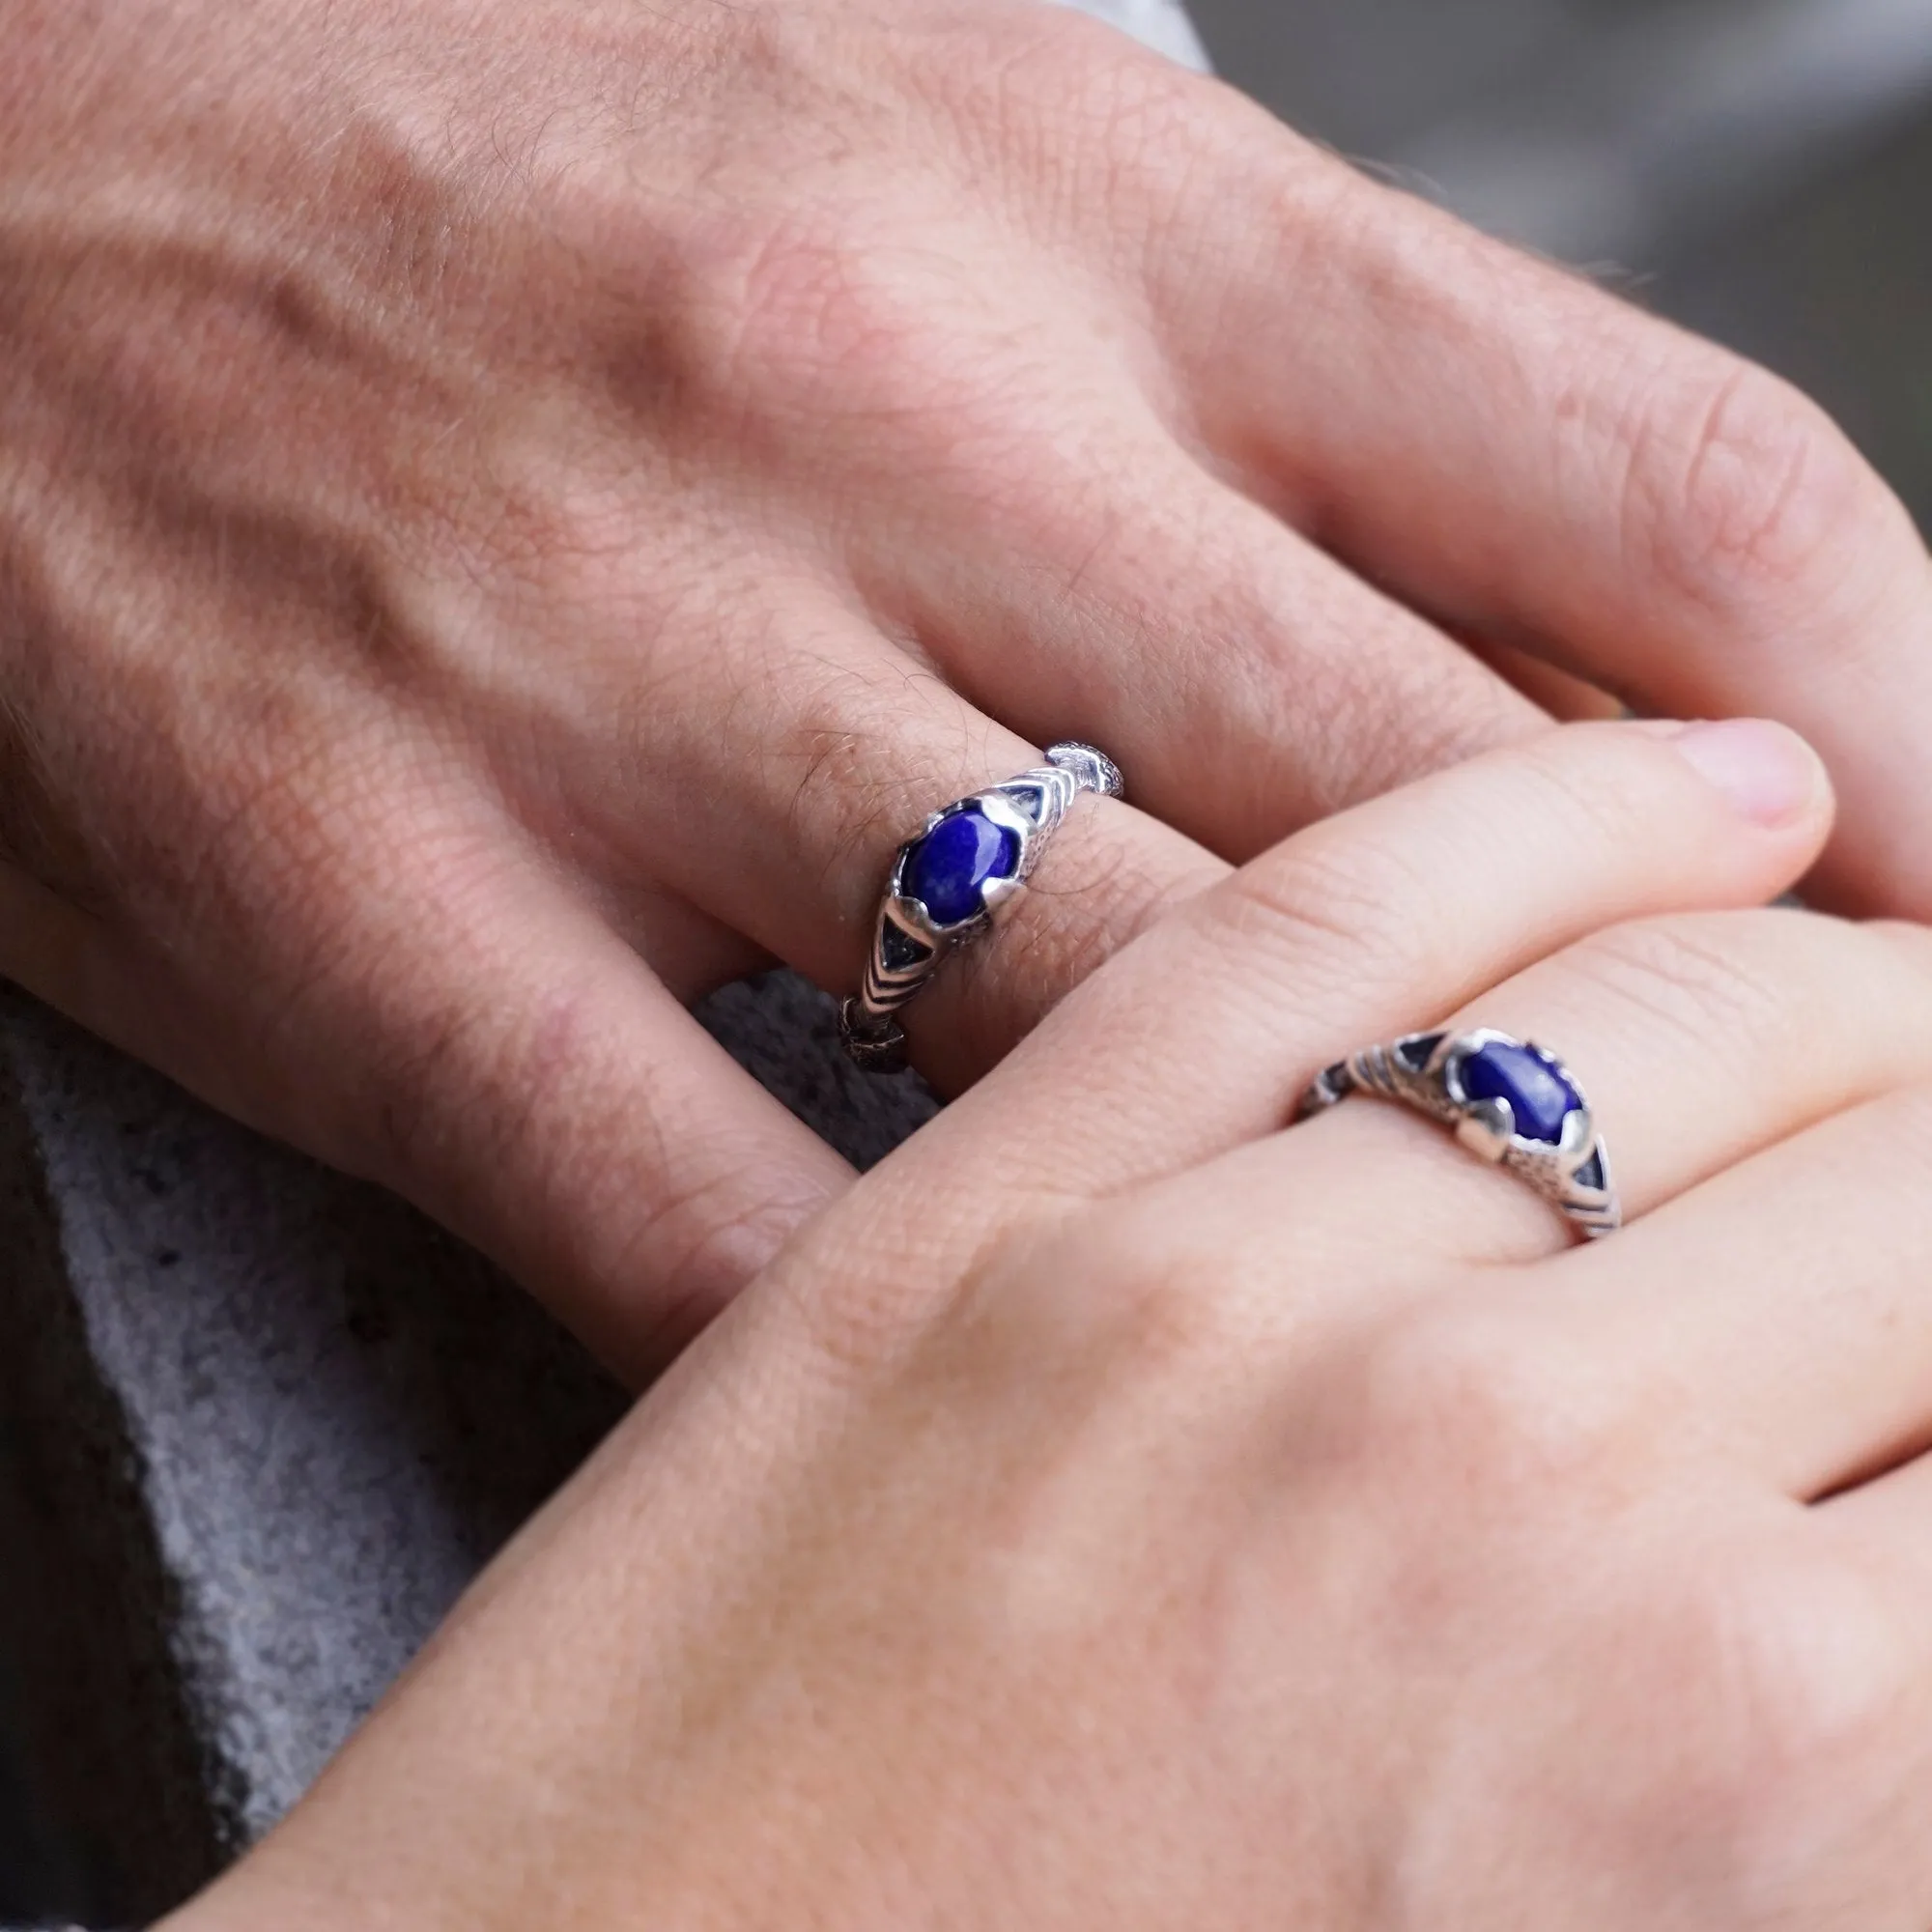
[168,720,1932,1928]
[7,0,1930,1373]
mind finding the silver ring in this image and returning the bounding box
[839,742,1124,1072]
[1295,1028,1621,1239]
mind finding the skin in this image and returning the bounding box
[159,720,1932,1929]
[6,0,1932,1378]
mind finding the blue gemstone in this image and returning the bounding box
[1459,1040,1581,1145]
[903,810,1021,927]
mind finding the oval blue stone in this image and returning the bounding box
[1459,1040,1580,1146]
[903,810,1021,927]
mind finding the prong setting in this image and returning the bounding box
[1297,1027,1620,1239]
[1457,1098,1516,1163]
[841,744,1122,1070]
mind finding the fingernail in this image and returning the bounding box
[1662,719,1827,827]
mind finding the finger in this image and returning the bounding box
[1542,1080,1932,1501]
[858,415,1549,861]
[1149,125,1932,919]
[790,718,1831,1325]
[1244,909,1932,1269]
[0,808,853,1387]
[543,572,1229,1093]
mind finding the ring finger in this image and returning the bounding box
[1263,911,1932,1268]
[540,562,1227,1088]
[862,422,1550,863]
[1557,1077,1932,1503]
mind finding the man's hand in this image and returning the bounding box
[3,0,1926,1375]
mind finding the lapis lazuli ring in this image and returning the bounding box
[839,743,1124,1072]
[1295,1029,1621,1239]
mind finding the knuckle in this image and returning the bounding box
[1349,1301,1635,1501]
[725,216,900,393]
[926,1191,1311,1423]
[1626,354,1878,617]
[1638,1546,1908,1894]
[658,203,969,436]
[1052,1203,1244,1370]
[1741,1559,1905,1764]
[961,5,1206,162]
[800,1184,1094,1380]
[1058,34,1221,176]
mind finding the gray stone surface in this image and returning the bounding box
[0,976,934,1923]
[0,4,1205,1925]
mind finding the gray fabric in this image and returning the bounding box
[0,3,1207,1925]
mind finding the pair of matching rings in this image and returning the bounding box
[838,746,1620,1242]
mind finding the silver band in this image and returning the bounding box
[839,742,1124,1072]
[1296,1028,1621,1239]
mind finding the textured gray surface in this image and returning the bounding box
[0,3,1204,1925]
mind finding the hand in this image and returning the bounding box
[6,0,1929,1374]
[165,721,1932,1927]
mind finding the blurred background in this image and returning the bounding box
[1185,0,1932,518]
[6,0,1931,1919]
